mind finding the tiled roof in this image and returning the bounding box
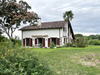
[20,21,66,30]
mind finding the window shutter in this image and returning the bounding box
[57,38,60,45]
[35,38,37,45]
[48,38,50,47]
[23,39,25,46]
[30,38,32,47]
[42,38,45,47]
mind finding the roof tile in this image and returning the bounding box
[20,21,66,30]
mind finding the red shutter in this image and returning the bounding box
[48,38,50,47]
[57,38,60,45]
[35,38,37,45]
[42,38,45,47]
[30,38,32,47]
[23,39,25,46]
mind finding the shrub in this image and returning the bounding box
[57,46,63,48]
[64,43,72,47]
[11,38,21,46]
[89,39,100,45]
[72,37,88,47]
[0,42,52,75]
[50,42,55,48]
[40,43,43,48]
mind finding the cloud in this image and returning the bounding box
[24,0,100,33]
[10,0,100,39]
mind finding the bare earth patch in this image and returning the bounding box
[71,52,100,68]
[81,61,96,66]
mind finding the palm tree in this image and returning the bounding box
[63,10,74,44]
[63,10,74,22]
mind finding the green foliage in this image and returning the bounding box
[89,39,100,45]
[0,42,52,75]
[63,10,74,21]
[89,35,100,40]
[0,0,38,39]
[57,46,64,48]
[75,34,83,37]
[50,42,56,48]
[11,38,21,46]
[72,37,88,47]
[40,43,43,48]
[64,43,72,47]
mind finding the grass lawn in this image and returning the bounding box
[30,46,100,75]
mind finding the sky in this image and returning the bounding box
[4,0,100,39]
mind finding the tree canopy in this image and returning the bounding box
[0,0,39,40]
[63,10,74,22]
[75,34,83,37]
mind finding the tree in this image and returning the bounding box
[63,10,74,43]
[63,10,73,22]
[0,0,39,41]
[75,34,83,37]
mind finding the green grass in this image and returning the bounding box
[30,46,100,75]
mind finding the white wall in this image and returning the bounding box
[23,29,63,38]
[63,22,68,37]
[23,28,63,47]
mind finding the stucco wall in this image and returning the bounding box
[23,29,63,38]
[22,28,63,47]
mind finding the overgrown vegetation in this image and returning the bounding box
[50,42,56,48]
[0,41,52,75]
[64,43,72,47]
[73,34,100,47]
[39,43,43,48]
[89,39,100,45]
[72,34,88,47]
[72,37,88,47]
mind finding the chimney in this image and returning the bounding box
[37,18,41,26]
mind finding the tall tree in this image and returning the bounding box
[63,10,73,22]
[63,10,74,43]
[0,0,39,41]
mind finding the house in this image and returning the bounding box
[20,19,75,48]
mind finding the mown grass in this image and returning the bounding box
[30,46,100,75]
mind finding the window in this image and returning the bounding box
[26,38,30,46]
[51,38,56,45]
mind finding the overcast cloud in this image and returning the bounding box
[13,0,100,39]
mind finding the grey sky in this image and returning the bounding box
[24,0,100,33]
[12,0,100,39]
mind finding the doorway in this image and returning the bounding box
[38,38,43,45]
[51,38,56,45]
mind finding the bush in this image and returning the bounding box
[40,43,43,48]
[57,46,63,48]
[50,42,56,48]
[89,39,100,45]
[11,38,21,46]
[64,43,72,47]
[72,37,88,47]
[0,41,52,75]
